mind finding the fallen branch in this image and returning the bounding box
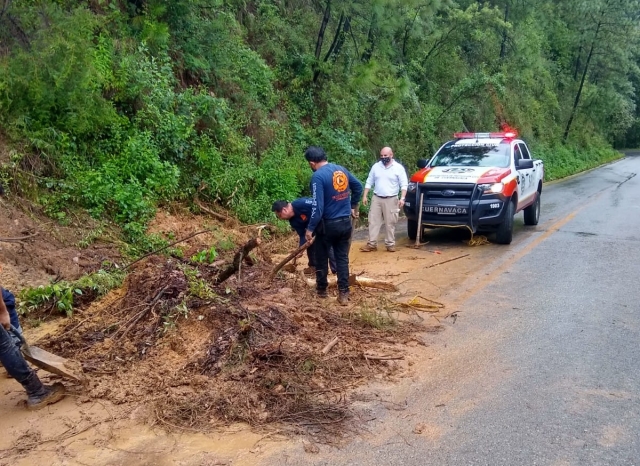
[363,353,404,361]
[125,229,212,270]
[215,238,262,284]
[117,285,168,341]
[321,337,339,355]
[396,303,441,313]
[195,199,228,222]
[304,274,398,291]
[424,254,470,269]
[268,237,315,281]
[0,232,38,243]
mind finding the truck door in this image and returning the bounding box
[515,142,535,207]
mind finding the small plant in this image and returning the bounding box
[217,237,236,251]
[77,227,104,249]
[190,246,218,264]
[350,308,396,330]
[161,301,189,334]
[181,266,217,299]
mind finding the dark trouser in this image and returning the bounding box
[0,325,41,393]
[315,216,352,293]
[299,235,337,273]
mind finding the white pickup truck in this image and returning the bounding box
[403,130,544,244]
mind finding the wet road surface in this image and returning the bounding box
[269,155,640,465]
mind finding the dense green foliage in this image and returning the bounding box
[1,0,638,236]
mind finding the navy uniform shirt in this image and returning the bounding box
[308,163,363,233]
[289,198,313,245]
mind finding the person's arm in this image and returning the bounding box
[363,166,375,206]
[0,287,10,330]
[306,173,324,240]
[348,169,364,217]
[398,165,409,208]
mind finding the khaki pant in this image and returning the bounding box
[367,195,399,248]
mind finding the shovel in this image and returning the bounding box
[10,326,87,384]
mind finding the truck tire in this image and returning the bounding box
[494,200,514,245]
[407,219,418,241]
[523,192,540,226]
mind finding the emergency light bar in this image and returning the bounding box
[454,131,518,139]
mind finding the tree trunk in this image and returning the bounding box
[361,14,377,63]
[499,2,510,59]
[312,0,332,83]
[563,21,600,143]
[323,12,344,62]
[330,15,350,61]
[314,0,331,61]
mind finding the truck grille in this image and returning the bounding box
[420,183,476,202]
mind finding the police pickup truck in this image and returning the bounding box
[403,130,544,245]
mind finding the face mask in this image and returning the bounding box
[381,157,391,165]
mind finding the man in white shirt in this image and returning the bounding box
[360,147,409,252]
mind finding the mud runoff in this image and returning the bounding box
[37,253,428,442]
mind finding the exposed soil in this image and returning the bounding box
[0,203,495,465]
[0,195,122,290]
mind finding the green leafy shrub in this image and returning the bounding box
[18,269,125,317]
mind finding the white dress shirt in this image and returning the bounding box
[365,160,409,197]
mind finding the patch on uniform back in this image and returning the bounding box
[333,171,348,192]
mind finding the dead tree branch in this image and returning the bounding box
[215,238,262,285]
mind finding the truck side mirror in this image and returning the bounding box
[517,159,534,170]
[417,159,429,169]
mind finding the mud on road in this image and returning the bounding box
[0,207,504,466]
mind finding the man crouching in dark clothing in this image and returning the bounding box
[303,146,363,305]
[272,198,337,275]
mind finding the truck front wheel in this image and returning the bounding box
[407,219,418,241]
[494,200,515,245]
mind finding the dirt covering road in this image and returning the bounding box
[0,203,495,465]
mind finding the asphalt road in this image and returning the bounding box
[270,154,640,465]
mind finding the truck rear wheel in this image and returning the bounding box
[523,192,540,226]
[407,219,418,241]
[494,200,514,245]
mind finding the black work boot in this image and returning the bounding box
[23,373,65,410]
[317,289,328,299]
[337,291,349,306]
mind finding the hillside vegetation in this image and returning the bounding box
[1,0,638,240]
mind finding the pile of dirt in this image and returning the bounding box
[40,242,424,440]
[0,196,122,290]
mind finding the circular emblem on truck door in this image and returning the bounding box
[333,171,348,192]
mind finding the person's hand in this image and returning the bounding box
[351,208,359,219]
[0,309,10,331]
[398,198,405,209]
[305,229,313,242]
[362,196,368,206]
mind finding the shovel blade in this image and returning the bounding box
[21,345,86,384]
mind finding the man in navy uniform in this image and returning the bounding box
[272,198,337,275]
[303,146,363,305]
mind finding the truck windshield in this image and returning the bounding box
[430,143,510,168]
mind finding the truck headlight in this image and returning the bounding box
[478,182,504,194]
[407,182,417,193]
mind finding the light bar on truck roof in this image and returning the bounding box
[454,131,518,140]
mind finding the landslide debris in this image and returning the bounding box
[39,240,423,440]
